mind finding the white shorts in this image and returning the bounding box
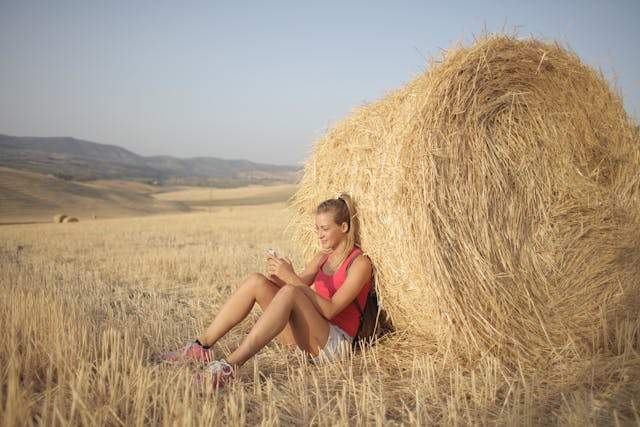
[311,324,353,364]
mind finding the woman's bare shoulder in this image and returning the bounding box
[350,252,373,273]
[355,253,372,266]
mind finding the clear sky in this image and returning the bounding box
[1,1,638,166]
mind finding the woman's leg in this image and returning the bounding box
[198,273,296,347]
[225,284,330,367]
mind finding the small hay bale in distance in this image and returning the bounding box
[53,214,67,223]
[62,216,79,223]
[289,35,640,369]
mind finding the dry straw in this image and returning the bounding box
[53,214,67,223]
[289,34,640,369]
[63,216,79,223]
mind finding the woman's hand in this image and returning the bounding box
[312,249,332,268]
[266,254,297,285]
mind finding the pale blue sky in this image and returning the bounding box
[1,1,638,165]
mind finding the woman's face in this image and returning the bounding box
[315,211,348,250]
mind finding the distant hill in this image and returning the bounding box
[0,133,300,186]
[0,167,189,223]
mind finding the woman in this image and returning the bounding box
[159,194,372,389]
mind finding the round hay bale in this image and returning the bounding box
[53,214,67,223]
[62,216,79,223]
[289,35,640,368]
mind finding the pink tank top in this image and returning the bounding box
[313,247,371,337]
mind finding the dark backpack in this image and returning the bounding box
[351,281,385,350]
[347,254,388,350]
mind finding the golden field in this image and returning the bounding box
[0,166,296,224]
[1,197,639,426]
[153,185,297,209]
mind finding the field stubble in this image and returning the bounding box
[1,204,639,426]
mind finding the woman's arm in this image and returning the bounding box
[267,251,328,287]
[298,251,330,286]
[269,254,373,320]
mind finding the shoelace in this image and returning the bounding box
[205,358,232,375]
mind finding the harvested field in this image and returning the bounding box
[153,184,297,208]
[1,204,639,425]
[1,34,639,425]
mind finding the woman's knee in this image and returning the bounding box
[241,272,268,288]
[237,272,264,293]
[274,284,299,302]
[244,272,262,283]
[246,272,280,298]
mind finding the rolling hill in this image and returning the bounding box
[0,167,189,223]
[0,133,300,186]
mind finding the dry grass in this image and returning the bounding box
[85,180,161,195]
[1,204,639,425]
[153,184,297,209]
[290,34,640,373]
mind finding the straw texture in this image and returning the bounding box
[53,214,67,223]
[289,35,640,368]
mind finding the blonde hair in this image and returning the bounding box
[316,193,359,271]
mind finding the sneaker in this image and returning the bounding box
[158,340,215,365]
[195,359,235,390]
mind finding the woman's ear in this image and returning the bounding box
[341,222,349,233]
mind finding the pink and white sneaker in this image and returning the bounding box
[158,340,215,365]
[195,359,236,390]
